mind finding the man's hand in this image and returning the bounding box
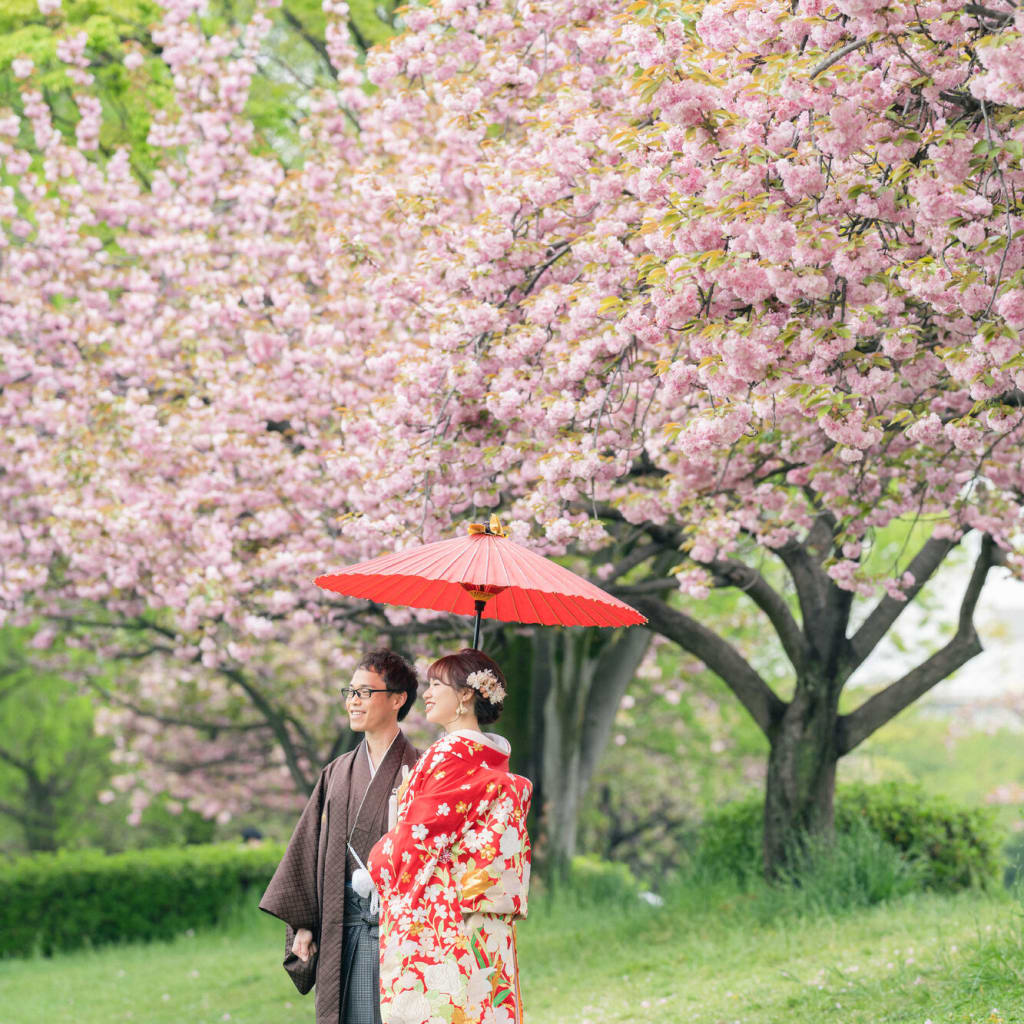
[291,928,317,962]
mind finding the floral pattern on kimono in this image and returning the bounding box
[367,731,532,1024]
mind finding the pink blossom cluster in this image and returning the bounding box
[4,0,1024,812]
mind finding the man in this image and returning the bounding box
[260,649,420,1024]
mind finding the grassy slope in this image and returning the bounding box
[1,889,1021,1024]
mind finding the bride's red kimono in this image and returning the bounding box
[367,730,532,1024]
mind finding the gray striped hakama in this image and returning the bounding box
[341,886,382,1024]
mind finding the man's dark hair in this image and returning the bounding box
[427,648,507,727]
[357,648,419,721]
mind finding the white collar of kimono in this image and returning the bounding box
[448,728,511,756]
[364,729,400,777]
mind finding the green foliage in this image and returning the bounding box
[0,628,117,854]
[564,853,640,904]
[578,604,771,882]
[842,781,1002,890]
[0,0,400,175]
[1003,828,1024,888]
[0,0,172,173]
[767,821,924,916]
[696,782,1002,893]
[843,707,1024,832]
[0,841,284,958]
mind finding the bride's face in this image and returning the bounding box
[423,674,464,728]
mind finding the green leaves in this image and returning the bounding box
[0,841,286,956]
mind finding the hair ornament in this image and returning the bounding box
[465,669,506,704]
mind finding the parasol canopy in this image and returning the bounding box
[315,516,646,647]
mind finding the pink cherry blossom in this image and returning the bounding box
[4,0,1024,817]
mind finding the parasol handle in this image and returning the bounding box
[472,599,486,650]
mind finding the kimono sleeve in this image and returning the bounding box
[258,768,327,994]
[456,775,532,920]
[368,760,476,899]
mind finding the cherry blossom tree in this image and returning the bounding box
[6,0,1024,875]
[0,0,451,824]
[339,0,1024,872]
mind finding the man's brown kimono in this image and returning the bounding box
[260,733,419,1024]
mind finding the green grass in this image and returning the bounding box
[1,887,1022,1024]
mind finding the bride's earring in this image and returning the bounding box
[457,702,468,717]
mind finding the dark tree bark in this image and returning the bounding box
[627,523,1000,877]
[492,623,652,879]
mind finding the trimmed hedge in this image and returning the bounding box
[0,841,284,958]
[697,782,1001,891]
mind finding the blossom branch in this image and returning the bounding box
[837,534,997,754]
[810,39,871,79]
[845,534,959,674]
[704,558,808,674]
[630,596,785,737]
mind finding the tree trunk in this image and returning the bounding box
[23,776,59,852]
[492,624,652,881]
[763,679,839,877]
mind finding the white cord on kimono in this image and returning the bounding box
[348,845,381,915]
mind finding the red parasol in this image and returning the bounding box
[315,516,646,648]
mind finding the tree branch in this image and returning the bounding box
[607,812,691,853]
[86,678,267,733]
[774,534,830,629]
[325,727,361,763]
[837,535,996,754]
[704,558,808,674]
[846,535,958,673]
[577,627,653,802]
[281,8,339,72]
[0,745,34,775]
[219,667,313,792]
[595,504,682,549]
[609,579,678,596]
[630,596,786,737]
[596,541,666,585]
[0,798,33,824]
[811,38,870,78]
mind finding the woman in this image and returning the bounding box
[367,649,532,1024]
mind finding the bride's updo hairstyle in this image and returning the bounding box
[427,648,507,727]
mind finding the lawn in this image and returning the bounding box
[1,886,1021,1024]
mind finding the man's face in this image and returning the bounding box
[345,668,405,734]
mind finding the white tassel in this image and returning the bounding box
[351,866,373,898]
[349,858,381,915]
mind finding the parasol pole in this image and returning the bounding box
[472,598,486,650]
[467,516,506,649]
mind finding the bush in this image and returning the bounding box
[566,853,641,903]
[771,820,923,915]
[1004,830,1024,889]
[0,841,284,958]
[696,782,1001,893]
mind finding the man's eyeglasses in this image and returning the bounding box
[341,687,396,702]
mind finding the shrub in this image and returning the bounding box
[0,841,284,958]
[696,782,1001,893]
[769,820,923,915]
[1004,829,1024,889]
[566,853,641,904]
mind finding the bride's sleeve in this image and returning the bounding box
[456,776,533,920]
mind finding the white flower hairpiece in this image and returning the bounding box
[465,669,506,704]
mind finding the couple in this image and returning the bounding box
[260,647,533,1024]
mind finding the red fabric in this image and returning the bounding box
[367,733,532,1024]
[315,532,646,627]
